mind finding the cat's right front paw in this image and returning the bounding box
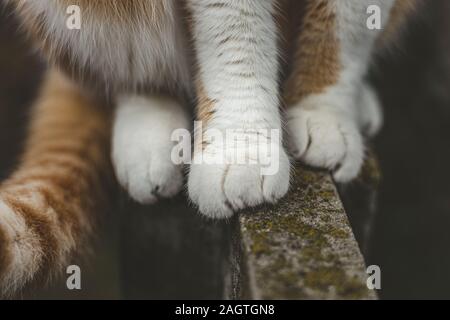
[112,95,189,205]
[188,140,290,219]
[287,97,364,183]
[112,138,184,204]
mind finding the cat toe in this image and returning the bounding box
[113,144,183,205]
[188,145,290,219]
[123,161,183,205]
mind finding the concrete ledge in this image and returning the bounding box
[228,165,378,300]
[120,161,379,299]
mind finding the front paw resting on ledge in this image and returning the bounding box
[112,95,189,204]
[188,131,290,219]
[286,94,365,183]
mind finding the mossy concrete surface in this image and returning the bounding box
[232,166,377,300]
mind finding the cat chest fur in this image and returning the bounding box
[20,0,192,93]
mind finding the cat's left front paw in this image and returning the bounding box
[188,140,290,219]
[287,96,364,183]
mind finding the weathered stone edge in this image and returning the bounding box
[228,166,378,300]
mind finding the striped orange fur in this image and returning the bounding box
[0,70,110,296]
[283,0,340,105]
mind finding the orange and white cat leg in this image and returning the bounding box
[0,70,109,296]
[112,95,189,204]
[0,199,41,296]
[187,0,290,218]
[285,0,394,182]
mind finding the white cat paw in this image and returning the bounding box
[112,95,188,204]
[188,143,290,219]
[357,84,383,137]
[287,100,364,183]
[113,146,184,204]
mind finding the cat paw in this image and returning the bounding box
[357,84,383,137]
[112,95,188,204]
[113,146,184,204]
[287,98,364,183]
[188,142,290,219]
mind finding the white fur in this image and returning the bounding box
[287,0,394,182]
[357,83,383,137]
[287,93,364,183]
[187,0,289,218]
[112,95,190,204]
[19,0,191,92]
[189,136,290,219]
[19,0,193,204]
[15,0,289,217]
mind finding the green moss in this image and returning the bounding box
[327,227,349,239]
[244,207,364,298]
[297,170,318,185]
[240,166,370,299]
[304,267,368,299]
[318,190,336,201]
[250,233,272,256]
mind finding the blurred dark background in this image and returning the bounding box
[1,1,450,299]
[370,0,450,299]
